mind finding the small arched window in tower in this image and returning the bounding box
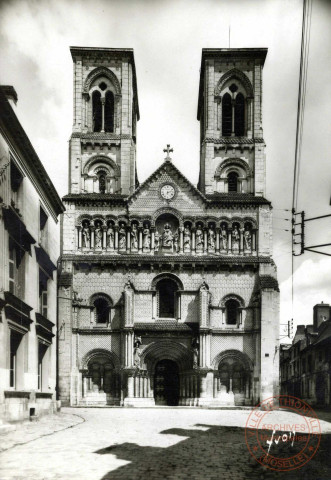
[98,170,107,194]
[226,299,239,325]
[235,93,245,136]
[222,93,232,137]
[104,91,114,133]
[227,172,238,192]
[92,91,102,132]
[158,279,178,318]
[94,298,110,324]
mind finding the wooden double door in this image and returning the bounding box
[154,359,180,406]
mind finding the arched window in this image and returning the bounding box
[222,93,232,137]
[104,91,114,132]
[158,278,178,318]
[235,93,245,136]
[94,298,110,324]
[98,170,107,193]
[92,91,102,132]
[225,299,239,325]
[228,172,238,192]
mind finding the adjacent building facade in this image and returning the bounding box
[280,302,331,407]
[58,47,279,407]
[0,86,64,422]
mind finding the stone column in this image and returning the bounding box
[215,228,220,253]
[138,228,143,253]
[204,229,208,253]
[102,227,107,249]
[126,228,131,253]
[240,228,244,253]
[114,227,119,251]
[179,227,184,254]
[228,229,232,252]
[151,228,155,253]
[77,226,82,249]
[127,374,134,398]
[152,292,157,319]
[90,227,95,249]
[191,228,196,254]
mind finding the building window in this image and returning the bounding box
[9,330,23,388]
[38,343,48,390]
[225,299,239,325]
[39,269,49,318]
[94,298,110,324]
[234,93,245,136]
[9,239,25,298]
[92,90,102,132]
[104,91,114,132]
[10,159,23,192]
[98,170,107,194]
[158,279,178,318]
[222,93,232,137]
[227,172,238,192]
[39,206,48,250]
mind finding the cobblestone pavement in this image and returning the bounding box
[0,407,331,480]
[0,412,84,453]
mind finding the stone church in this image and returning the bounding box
[58,46,279,407]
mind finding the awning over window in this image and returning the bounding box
[34,246,57,279]
[2,206,36,253]
[35,312,55,343]
[4,291,33,333]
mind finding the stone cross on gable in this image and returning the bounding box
[163,144,173,161]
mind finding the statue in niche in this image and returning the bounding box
[154,230,160,252]
[143,224,151,249]
[196,225,204,250]
[191,337,199,369]
[82,221,90,248]
[232,226,240,249]
[107,223,114,248]
[118,223,126,250]
[244,226,252,250]
[220,225,228,250]
[131,224,138,250]
[208,225,216,250]
[94,221,103,248]
[133,336,142,369]
[183,225,191,251]
[162,223,174,248]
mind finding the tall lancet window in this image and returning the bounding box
[235,93,245,136]
[92,91,102,132]
[98,171,106,194]
[222,93,232,137]
[105,91,114,132]
[228,172,238,192]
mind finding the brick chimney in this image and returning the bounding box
[313,302,330,331]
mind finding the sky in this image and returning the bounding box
[0,0,330,340]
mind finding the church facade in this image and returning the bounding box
[58,46,279,407]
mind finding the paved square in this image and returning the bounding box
[1,407,331,480]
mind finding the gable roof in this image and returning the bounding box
[128,159,207,204]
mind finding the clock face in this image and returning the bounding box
[160,184,175,200]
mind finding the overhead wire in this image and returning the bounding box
[291,0,313,332]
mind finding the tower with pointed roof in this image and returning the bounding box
[58,47,279,408]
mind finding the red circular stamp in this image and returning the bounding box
[245,395,321,472]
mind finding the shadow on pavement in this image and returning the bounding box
[95,424,331,480]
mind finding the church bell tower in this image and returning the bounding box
[69,47,139,196]
[197,48,267,197]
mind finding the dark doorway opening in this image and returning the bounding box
[154,359,179,406]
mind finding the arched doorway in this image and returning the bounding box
[154,359,179,406]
